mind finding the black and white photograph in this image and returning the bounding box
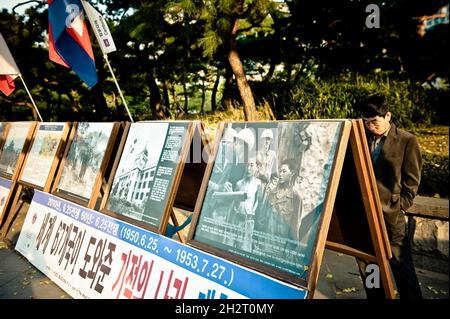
[106,122,169,222]
[20,123,66,188]
[56,122,113,200]
[193,121,344,280]
[0,122,33,176]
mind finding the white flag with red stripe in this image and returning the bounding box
[0,32,21,96]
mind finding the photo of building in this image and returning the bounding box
[106,122,169,222]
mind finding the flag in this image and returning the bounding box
[48,0,98,88]
[0,32,20,96]
[81,0,116,55]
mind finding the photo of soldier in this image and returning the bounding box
[262,159,303,261]
[256,128,278,185]
[223,156,263,252]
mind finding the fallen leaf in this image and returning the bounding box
[325,273,333,279]
[426,286,440,294]
[342,287,357,293]
[13,292,18,296]
[337,253,343,256]
[439,290,447,295]
[336,291,342,295]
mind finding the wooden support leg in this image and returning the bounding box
[0,184,23,240]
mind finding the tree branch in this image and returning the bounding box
[12,0,44,14]
[236,26,254,34]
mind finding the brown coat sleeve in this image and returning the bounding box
[400,134,422,211]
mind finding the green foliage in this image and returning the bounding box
[198,30,220,58]
[255,71,445,129]
[419,153,449,198]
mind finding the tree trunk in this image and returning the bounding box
[162,80,170,111]
[263,57,276,82]
[211,66,220,112]
[228,18,257,121]
[200,79,206,114]
[221,64,235,111]
[91,83,110,121]
[286,62,293,83]
[148,74,164,119]
[170,84,183,115]
[182,80,189,114]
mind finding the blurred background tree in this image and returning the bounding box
[1,0,448,123]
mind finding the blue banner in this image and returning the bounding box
[0,177,12,189]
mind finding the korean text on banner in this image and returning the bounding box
[16,191,308,299]
[81,1,116,55]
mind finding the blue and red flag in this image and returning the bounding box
[48,0,98,88]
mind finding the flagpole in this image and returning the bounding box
[103,54,134,122]
[18,74,43,121]
[80,0,133,122]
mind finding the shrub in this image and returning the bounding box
[419,153,449,198]
[252,71,446,129]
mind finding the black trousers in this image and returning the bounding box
[356,212,423,299]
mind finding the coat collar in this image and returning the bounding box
[376,122,398,166]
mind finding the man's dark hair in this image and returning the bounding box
[360,95,389,118]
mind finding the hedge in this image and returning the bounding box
[419,153,449,198]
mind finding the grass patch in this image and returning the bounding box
[412,125,449,157]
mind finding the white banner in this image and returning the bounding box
[16,191,307,299]
[81,1,116,55]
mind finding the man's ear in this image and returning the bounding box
[385,112,392,122]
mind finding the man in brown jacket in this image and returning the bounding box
[357,95,423,299]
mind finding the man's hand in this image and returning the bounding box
[223,181,233,192]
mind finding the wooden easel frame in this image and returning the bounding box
[169,122,211,242]
[323,119,394,299]
[99,121,205,243]
[0,122,37,231]
[51,122,120,209]
[18,122,71,192]
[0,122,11,151]
[187,120,352,289]
[0,123,72,240]
[0,122,38,181]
